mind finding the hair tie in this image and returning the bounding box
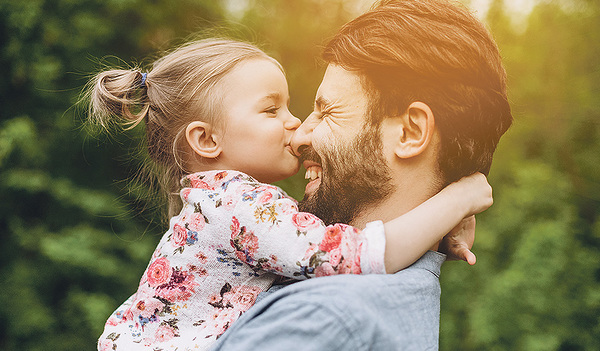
[140,72,148,88]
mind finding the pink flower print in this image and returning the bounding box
[329,247,342,267]
[188,265,208,277]
[302,242,319,261]
[214,170,228,181]
[224,285,261,312]
[208,294,222,305]
[353,260,361,274]
[132,297,165,318]
[155,269,197,302]
[205,309,238,336]
[146,257,172,287]
[189,175,213,190]
[278,200,298,215]
[195,251,208,264]
[172,223,187,247]
[319,224,344,252]
[339,256,362,275]
[340,235,360,264]
[154,324,176,343]
[188,212,205,231]
[221,192,237,210]
[122,307,134,322]
[256,184,278,192]
[315,262,336,277]
[338,259,353,274]
[257,190,273,205]
[98,339,113,351]
[181,188,191,201]
[292,213,322,232]
[106,316,119,326]
[231,217,240,238]
[240,232,259,252]
[236,231,259,264]
[236,184,256,197]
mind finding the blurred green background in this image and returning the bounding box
[1,0,599,350]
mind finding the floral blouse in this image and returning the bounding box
[98,170,386,351]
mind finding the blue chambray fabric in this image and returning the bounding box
[211,251,446,351]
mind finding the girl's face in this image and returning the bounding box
[218,58,301,183]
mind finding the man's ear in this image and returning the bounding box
[394,101,435,158]
[185,121,222,159]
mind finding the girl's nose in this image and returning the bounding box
[285,113,302,130]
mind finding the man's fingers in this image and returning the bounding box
[464,250,476,265]
[454,246,476,265]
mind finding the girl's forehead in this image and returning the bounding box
[221,59,289,96]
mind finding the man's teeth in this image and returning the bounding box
[304,167,322,181]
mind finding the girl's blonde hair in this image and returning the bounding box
[88,38,278,217]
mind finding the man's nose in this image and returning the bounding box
[290,118,313,157]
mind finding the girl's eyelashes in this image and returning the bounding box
[264,106,279,116]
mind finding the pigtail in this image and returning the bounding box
[84,39,275,221]
[88,69,150,130]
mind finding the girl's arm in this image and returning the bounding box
[383,173,492,273]
[191,171,490,278]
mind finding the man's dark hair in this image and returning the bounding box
[322,0,513,183]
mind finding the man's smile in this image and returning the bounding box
[300,145,324,196]
[302,161,323,195]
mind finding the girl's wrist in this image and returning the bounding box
[442,181,472,218]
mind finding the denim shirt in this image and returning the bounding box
[211,250,446,351]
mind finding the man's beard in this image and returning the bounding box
[298,124,394,226]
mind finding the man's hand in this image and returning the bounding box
[439,216,477,265]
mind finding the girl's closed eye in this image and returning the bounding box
[264,106,280,116]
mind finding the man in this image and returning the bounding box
[211,0,512,349]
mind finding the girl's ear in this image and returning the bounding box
[185,121,222,159]
[394,101,436,159]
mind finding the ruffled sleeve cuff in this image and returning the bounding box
[359,220,387,274]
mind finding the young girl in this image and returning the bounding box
[90,39,491,351]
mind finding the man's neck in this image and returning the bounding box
[349,174,442,250]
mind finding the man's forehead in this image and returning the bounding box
[315,64,368,109]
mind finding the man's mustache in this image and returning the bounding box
[298,146,323,166]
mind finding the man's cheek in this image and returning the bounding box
[311,125,337,153]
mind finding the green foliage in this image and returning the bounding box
[440,1,600,350]
[1,0,598,350]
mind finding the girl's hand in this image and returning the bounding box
[446,172,493,218]
[439,216,477,265]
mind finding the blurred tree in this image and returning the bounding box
[0,0,228,350]
[0,0,355,350]
[2,0,599,350]
[441,0,600,350]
